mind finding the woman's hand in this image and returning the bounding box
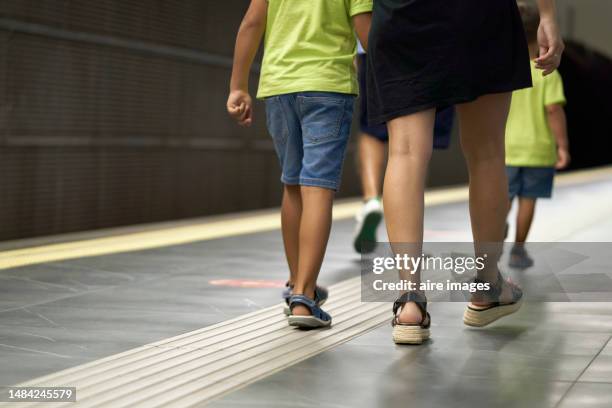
[534,17,564,75]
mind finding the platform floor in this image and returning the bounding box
[1,168,611,407]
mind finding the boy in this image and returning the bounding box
[505,1,570,268]
[227,0,372,328]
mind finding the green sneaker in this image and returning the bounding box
[353,198,383,254]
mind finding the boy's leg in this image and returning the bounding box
[281,184,302,285]
[515,197,536,243]
[505,166,521,240]
[291,186,334,316]
[290,92,355,319]
[384,109,435,323]
[353,132,386,253]
[356,52,385,201]
[358,132,386,200]
[508,195,536,268]
[509,167,553,268]
[265,95,304,294]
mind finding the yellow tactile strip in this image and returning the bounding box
[0,277,390,407]
[0,185,467,271]
[2,166,610,271]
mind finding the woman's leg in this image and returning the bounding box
[384,109,436,323]
[457,93,516,301]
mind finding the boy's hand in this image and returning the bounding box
[227,90,253,127]
[535,17,564,76]
[555,147,571,170]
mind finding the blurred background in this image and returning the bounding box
[1,0,610,241]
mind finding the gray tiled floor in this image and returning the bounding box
[0,209,386,385]
[1,176,611,408]
[211,302,612,408]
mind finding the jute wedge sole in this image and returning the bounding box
[463,300,523,327]
[392,325,430,344]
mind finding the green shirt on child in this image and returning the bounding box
[257,0,373,99]
[505,61,566,167]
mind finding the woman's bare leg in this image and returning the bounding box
[457,93,516,302]
[384,109,436,323]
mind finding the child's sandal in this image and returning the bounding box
[391,292,431,345]
[283,284,328,316]
[463,272,523,327]
[287,294,332,329]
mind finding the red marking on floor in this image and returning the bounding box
[209,279,285,288]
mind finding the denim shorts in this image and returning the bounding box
[506,166,555,199]
[265,92,355,191]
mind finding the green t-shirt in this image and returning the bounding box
[257,0,373,99]
[505,61,566,167]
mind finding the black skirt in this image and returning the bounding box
[367,0,532,124]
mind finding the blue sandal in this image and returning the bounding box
[282,283,328,316]
[287,294,332,328]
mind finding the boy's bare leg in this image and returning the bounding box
[457,93,517,304]
[292,186,334,316]
[384,109,435,324]
[281,185,302,285]
[358,133,386,200]
[515,197,536,243]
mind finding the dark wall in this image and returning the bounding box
[558,41,612,171]
[0,1,468,241]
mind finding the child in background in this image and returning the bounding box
[505,1,570,268]
[227,0,372,328]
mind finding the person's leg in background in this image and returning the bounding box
[505,166,521,241]
[353,53,385,253]
[508,167,554,268]
[457,93,523,311]
[358,132,386,201]
[515,197,536,244]
[507,196,537,267]
[353,131,386,253]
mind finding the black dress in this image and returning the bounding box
[366,0,532,124]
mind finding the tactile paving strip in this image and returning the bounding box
[0,277,390,407]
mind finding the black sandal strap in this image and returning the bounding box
[473,272,522,304]
[392,291,430,328]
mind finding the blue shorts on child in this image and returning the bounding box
[506,166,555,199]
[265,92,355,191]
